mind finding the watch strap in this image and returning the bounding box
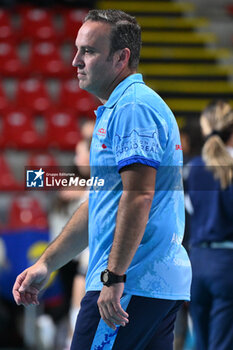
[101,269,126,286]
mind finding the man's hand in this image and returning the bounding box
[12,262,50,307]
[97,283,129,330]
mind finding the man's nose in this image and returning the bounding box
[72,52,84,68]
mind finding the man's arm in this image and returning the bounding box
[12,199,89,306]
[98,164,156,329]
[108,164,156,274]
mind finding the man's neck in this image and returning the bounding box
[98,69,137,104]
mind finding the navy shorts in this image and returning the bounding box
[70,291,183,350]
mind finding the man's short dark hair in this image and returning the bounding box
[84,9,141,69]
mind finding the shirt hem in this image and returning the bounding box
[85,286,190,301]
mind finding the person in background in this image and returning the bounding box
[12,9,191,350]
[186,100,233,350]
[174,123,202,350]
[80,119,95,142]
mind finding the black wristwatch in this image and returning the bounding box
[100,269,126,287]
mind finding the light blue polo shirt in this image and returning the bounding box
[86,74,191,300]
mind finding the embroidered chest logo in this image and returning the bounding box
[175,144,182,150]
[97,128,106,137]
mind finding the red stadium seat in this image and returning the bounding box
[19,8,58,42]
[0,9,11,26]
[7,195,48,230]
[15,79,53,114]
[16,4,39,16]
[27,152,58,168]
[2,108,45,149]
[0,10,14,42]
[0,153,22,191]
[0,43,26,77]
[226,5,233,16]
[27,152,60,174]
[0,119,3,149]
[0,83,9,112]
[59,79,98,118]
[45,108,81,149]
[29,42,71,78]
[62,9,88,41]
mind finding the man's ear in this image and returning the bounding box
[115,48,131,69]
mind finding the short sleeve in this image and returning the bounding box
[111,103,169,172]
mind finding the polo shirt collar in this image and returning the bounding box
[104,73,144,109]
[94,73,144,117]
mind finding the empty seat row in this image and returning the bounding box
[0,108,84,150]
[0,7,88,43]
[0,149,86,191]
[0,42,75,78]
[0,78,99,115]
[0,152,60,191]
[0,153,22,191]
[0,193,48,230]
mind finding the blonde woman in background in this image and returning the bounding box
[186,100,233,350]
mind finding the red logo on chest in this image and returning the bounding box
[97,128,106,136]
[102,144,107,149]
[175,144,182,150]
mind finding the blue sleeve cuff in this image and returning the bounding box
[117,156,160,172]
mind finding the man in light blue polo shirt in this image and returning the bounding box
[87,73,191,301]
[13,9,192,350]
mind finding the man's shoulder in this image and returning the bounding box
[127,80,161,102]
[117,81,167,113]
